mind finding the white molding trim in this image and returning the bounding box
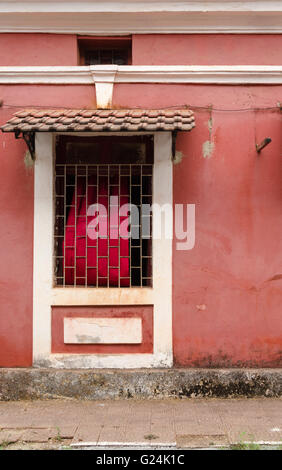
[1,65,282,85]
[33,132,173,369]
[0,2,281,34]
[33,133,54,362]
[1,2,281,14]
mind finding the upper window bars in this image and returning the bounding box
[78,36,132,66]
[54,136,153,288]
[84,49,129,66]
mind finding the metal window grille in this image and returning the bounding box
[85,49,129,65]
[54,164,153,288]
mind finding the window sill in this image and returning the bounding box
[51,286,154,306]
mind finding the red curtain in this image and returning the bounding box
[63,175,129,286]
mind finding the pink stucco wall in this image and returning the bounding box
[132,34,282,65]
[0,33,281,367]
[1,33,282,67]
[0,84,95,366]
[115,83,282,367]
[0,33,78,66]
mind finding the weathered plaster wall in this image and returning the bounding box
[0,107,33,366]
[0,84,95,366]
[114,83,282,367]
[0,33,281,367]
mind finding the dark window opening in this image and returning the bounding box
[54,136,153,288]
[78,36,132,65]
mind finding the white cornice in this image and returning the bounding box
[1,2,282,13]
[0,65,281,84]
[1,2,281,13]
[0,2,281,34]
[90,65,118,84]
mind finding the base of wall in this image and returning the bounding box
[0,368,281,400]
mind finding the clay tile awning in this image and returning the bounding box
[0,108,195,133]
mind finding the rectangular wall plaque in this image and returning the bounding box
[64,317,142,344]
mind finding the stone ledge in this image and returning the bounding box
[0,368,281,401]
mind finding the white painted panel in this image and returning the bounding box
[33,133,53,361]
[64,317,142,344]
[152,132,173,365]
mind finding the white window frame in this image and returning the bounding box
[33,132,173,368]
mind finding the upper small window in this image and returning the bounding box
[78,36,132,66]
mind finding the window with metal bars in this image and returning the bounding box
[54,136,153,288]
[78,36,132,65]
[84,49,129,66]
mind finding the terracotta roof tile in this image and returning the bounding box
[1,108,195,134]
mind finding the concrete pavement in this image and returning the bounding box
[0,398,281,450]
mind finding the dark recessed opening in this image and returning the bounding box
[78,36,132,66]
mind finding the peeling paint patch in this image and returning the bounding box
[202,110,214,159]
[196,304,207,311]
[24,150,34,168]
[202,140,214,159]
[207,117,213,135]
[76,335,101,344]
[173,150,183,165]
